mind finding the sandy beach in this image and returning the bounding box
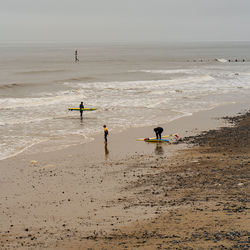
[1,0,250,249]
[0,102,249,249]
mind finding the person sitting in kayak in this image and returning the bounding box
[154,127,164,139]
[79,102,84,118]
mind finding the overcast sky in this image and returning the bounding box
[1,0,250,43]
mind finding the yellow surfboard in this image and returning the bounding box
[68,108,97,111]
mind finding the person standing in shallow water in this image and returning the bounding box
[79,102,84,118]
[75,50,79,62]
[103,125,109,143]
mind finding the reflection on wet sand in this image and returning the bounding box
[155,143,164,155]
[104,143,109,159]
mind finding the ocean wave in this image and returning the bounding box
[0,116,54,126]
[0,82,28,89]
[136,69,194,74]
[17,69,68,75]
[0,93,83,109]
[0,75,216,110]
[0,136,48,161]
[63,76,94,82]
[69,75,214,90]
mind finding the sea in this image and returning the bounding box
[0,42,250,160]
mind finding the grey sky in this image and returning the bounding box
[1,0,250,43]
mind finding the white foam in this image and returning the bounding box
[137,69,194,74]
[1,64,250,162]
[70,75,214,90]
[0,91,84,109]
[0,136,48,161]
[215,58,228,63]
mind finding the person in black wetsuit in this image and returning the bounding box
[75,50,79,62]
[79,102,84,118]
[154,127,164,139]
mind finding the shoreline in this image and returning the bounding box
[1,100,249,164]
[0,101,249,249]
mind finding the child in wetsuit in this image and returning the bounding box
[103,125,108,143]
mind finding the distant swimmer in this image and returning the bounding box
[154,127,164,140]
[103,125,109,143]
[75,50,79,62]
[79,102,84,118]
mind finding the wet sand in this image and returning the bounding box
[61,109,250,249]
[0,102,249,249]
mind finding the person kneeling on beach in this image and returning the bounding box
[154,127,164,139]
[103,125,109,143]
